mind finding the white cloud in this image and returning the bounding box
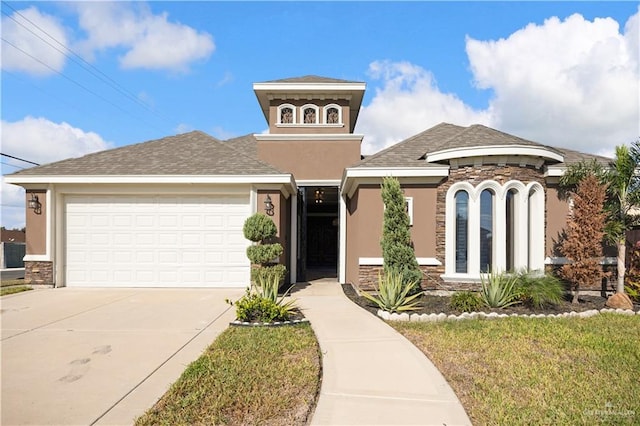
[356,61,490,154]
[358,10,639,157]
[466,11,639,154]
[1,117,111,229]
[72,2,214,72]
[0,6,69,76]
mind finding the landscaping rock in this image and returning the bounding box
[397,313,410,322]
[605,293,634,310]
[379,310,391,320]
[436,313,447,322]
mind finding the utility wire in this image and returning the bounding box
[2,37,165,133]
[1,153,40,166]
[1,4,170,123]
[1,161,25,169]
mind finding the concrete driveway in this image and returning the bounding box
[1,287,244,426]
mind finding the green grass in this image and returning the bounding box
[1,279,26,287]
[392,314,640,425]
[0,284,32,296]
[135,323,320,426]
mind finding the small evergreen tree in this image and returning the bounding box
[559,174,607,303]
[243,213,285,286]
[380,177,422,293]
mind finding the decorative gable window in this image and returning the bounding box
[277,104,296,124]
[301,104,319,124]
[324,104,342,124]
[444,179,544,280]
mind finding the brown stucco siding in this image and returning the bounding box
[345,183,439,289]
[257,139,361,180]
[546,185,570,257]
[25,190,47,255]
[257,190,291,283]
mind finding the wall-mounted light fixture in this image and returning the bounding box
[314,188,324,204]
[28,193,42,214]
[264,194,274,216]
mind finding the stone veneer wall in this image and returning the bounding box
[25,261,54,286]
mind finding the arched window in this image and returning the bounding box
[480,189,494,273]
[505,189,517,271]
[455,191,469,273]
[301,104,319,124]
[444,179,545,280]
[324,104,342,124]
[277,104,296,124]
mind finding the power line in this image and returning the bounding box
[2,37,165,133]
[1,4,170,122]
[1,153,39,166]
[1,161,25,169]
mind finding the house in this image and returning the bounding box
[5,75,611,290]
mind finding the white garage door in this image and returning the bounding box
[65,194,251,287]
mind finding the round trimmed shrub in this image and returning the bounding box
[243,213,277,242]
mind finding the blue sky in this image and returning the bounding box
[2,1,639,228]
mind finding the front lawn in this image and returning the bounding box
[392,314,639,425]
[135,323,320,426]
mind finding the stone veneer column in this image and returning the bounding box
[25,261,54,286]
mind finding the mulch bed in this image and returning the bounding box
[341,284,628,317]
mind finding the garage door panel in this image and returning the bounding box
[65,194,251,288]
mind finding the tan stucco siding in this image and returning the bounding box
[546,185,570,257]
[258,139,361,180]
[25,190,47,255]
[345,184,438,285]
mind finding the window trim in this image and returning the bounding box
[323,104,343,125]
[277,104,296,125]
[444,179,545,281]
[300,104,319,124]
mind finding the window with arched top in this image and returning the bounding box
[301,104,319,124]
[324,104,342,124]
[277,104,296,124]
[445,180,545,280]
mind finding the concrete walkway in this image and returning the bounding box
[295,279,471,426]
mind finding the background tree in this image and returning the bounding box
[559,141,640,294]
[380,177,422,292]
[559,174,607,303]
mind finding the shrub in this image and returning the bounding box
[450,291,482,312]
[625,241,640,302]
[243,213,277,242]
[380,177,422,294]
[234,291,293,322]
[480,271,520,308]
[246,244,283,265]
[515,271,564,308]
[361,269,422,313]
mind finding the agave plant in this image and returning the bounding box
[479,271,520,308]
[361,269,422,313]
[254,270,297,315]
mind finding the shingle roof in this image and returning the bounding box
[8,131,284,176]
[260,75,364,84]
[223,133,258,158]
[353,123,610,168]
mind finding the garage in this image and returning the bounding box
[65,194,251,287]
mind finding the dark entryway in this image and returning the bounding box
[297,186,339,281]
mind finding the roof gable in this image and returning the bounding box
[260,75,364,84]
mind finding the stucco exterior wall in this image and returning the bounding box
[546,185,570,257]
[345,183,439,288]
[256,190,291,282]
[257,139,361,180]
[25,190,47,255]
